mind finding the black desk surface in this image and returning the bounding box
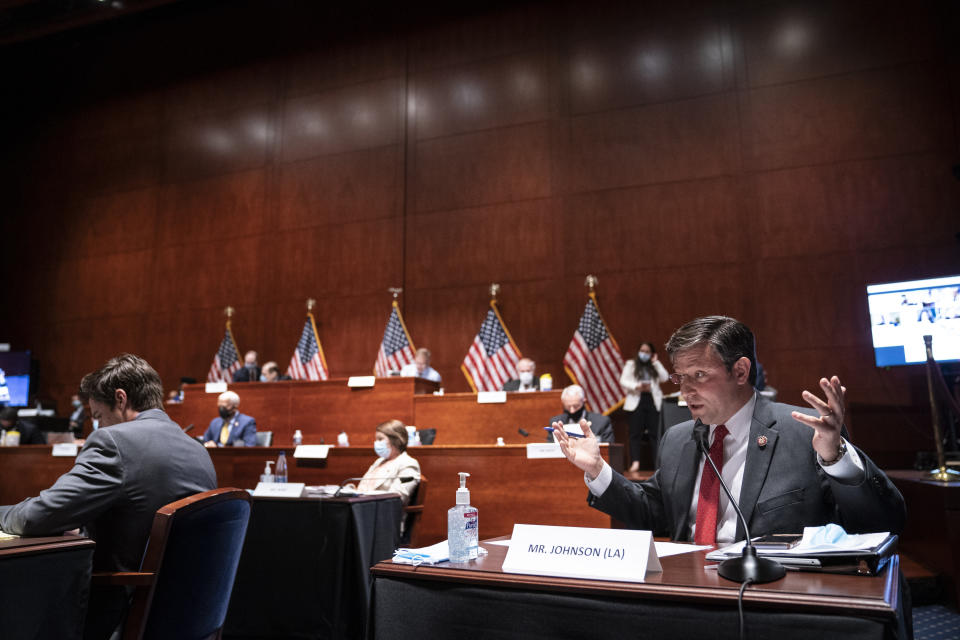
[223,494,402,640]
[0,534,95,640]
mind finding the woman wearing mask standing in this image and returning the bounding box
[620,342,669,472]
[356,419,421,506]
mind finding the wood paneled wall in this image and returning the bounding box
[1,0,957,462]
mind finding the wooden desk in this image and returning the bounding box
[888,469,960,607]
[412,390,562,444]
[371,539,904,640]
[166,377,438,446]
[0,443,624,548]
[0,534,95,640]
[209,444,624,547]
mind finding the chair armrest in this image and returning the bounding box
[403,505,424,514]
[91,571,156,587]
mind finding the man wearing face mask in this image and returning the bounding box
[67,393,87,436]
[203,390,257,447]
[232,350,261,383]
[547,384,614,443]
[502,358,540,392]
[0,354,217,639]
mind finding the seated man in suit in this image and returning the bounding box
[68,393,87,435]
[232,350,260,382]
[261,361,291,382]
[502,358,540,392]
[203,390,257,447]
[553,316,906,545]
[0,354,217,639]
[0,406,46,444]
[400,347,442,383]
[548,384,614,443]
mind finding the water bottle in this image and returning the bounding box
[293,429,303,446]
[276,451,288,483]
[447,472,479,562]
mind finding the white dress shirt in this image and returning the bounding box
[586,392,864,544]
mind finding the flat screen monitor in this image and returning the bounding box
[0,350,32,406]
[867,276,960,366]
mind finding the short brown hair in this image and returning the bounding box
[376,419,408,454]
[79,354,164,412]
[665,316,757,386]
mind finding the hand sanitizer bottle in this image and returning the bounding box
[260,461,275,483]
[447,472,478,562]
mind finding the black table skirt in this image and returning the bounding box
[225,496,401,640]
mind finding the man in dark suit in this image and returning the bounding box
[553,316,905,545]
[548,384,614,443]
[232,350,261,382]
[0,406,46,444]
[502,358,540,392]
[203,390,257,447]
[0,354,217,639]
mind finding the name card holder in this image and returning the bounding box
[51,443,79,457]
[293,445,330,459]
[502,524,661,582]
[205,382,228,394]
[477,391,507,404]
[525,443,565,459]
[252,482,306,498]
[347,376,376,388]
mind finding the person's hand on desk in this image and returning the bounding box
[204,440,217,448]
[553,418,604,480]
[791,375,847,463]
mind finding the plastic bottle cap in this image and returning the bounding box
[456,472,471,505]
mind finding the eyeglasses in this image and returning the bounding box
[668,371,711,385]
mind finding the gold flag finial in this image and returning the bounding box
[306,298,316,311]
[489,283,500,300]
[224,306,235,318]
[388,287,403,300]
[585,275,598,291]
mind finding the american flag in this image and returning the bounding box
[563,294,625,414]
[461,301,521,392]
[207,323,242,383]
[374,301,416,376]
[287,313,329,381]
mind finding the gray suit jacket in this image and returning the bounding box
[588,396,906,541]
[0,408,217,573]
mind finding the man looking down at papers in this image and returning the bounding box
[553,316,905,546]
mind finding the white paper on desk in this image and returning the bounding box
[655,542,710,558]
[706,525,890,561]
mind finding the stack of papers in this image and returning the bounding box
[706,524,893,570]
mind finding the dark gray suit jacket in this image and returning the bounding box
[588,396,906,541]
[502,378,540,392]
[0,408,217,573]
[549,410,615,443]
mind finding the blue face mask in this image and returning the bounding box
[638,352,651,362]
[373,440,391,459]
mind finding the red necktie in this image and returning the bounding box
[694,424,729,546]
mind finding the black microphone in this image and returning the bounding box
[182,423,195,433]
[517,428,530,437]
[334,474,416,497]
[693,419,784,584]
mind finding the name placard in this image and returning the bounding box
[502,524,661,582]
[525,443,565,459]
[252,482,306,498]
[205,382,228,394]
[477,391,507,404]
[51,443,79,457]
[347,376,376,388]
[293,445,330,459]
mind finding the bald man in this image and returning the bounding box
[203,390,257,447]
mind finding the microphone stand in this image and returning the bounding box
[695,421,785,584]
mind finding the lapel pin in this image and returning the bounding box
[757,435,768,448]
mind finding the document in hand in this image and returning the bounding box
[706,524,897,575]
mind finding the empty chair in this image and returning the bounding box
[255,431,273,446]
[401,474,428,547]
[92,488,252,640]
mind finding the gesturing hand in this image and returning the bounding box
[553,418,605,480]
[791,376,846,461]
